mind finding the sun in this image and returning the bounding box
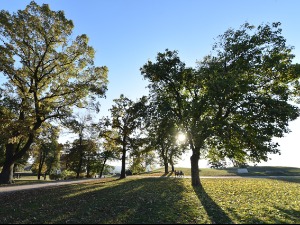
[177,133,186,143]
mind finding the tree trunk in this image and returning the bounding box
[76,157,83,179]
[0,162,14,184]
[0,128,37,184]
[37,152,45,180]
[87,166,90,178]
[99,158,107,178]
[0,143,15,184]
[86,158,91,178]
[43,173,46,180]
[120,145,126,179]
[190,151,201,186]
[169,156,175,172]
[164,161,169,174]
[44,164,52,180]
[76,136,83,179]
[162,146,168,174]
[169,151,175,172]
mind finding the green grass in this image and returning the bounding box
[2,166,299,187]
[0,177,299,224]
[0,176,54,187]
[143,166,300,177]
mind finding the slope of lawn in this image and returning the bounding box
[0,175,54,187]
[1,166,299,187]
[0,177,299,224]
[143,166,300,177]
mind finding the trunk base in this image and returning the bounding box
[190,153,201,186]
[0,163,15,184]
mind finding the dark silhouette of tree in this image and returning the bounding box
[141,22,300,186]
[98,95,147,179]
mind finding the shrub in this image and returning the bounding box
[125,170,132,176]
[49,173,62,180]
[61,170,77,179]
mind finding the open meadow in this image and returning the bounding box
[0,176,299,224]
[140,166,300,177]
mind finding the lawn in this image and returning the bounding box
[1,166,299,187]
[144,166,300,177]
[0,176,54,187]
[0,177,299,224]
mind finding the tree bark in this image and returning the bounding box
[0,162,14,184]
[99,158,107,178]
[164,162,169,174]
[190,151,201,186]
[171,164,175,172]
[44,164,52,180]
[161,146,168,174]
[37,152,45,180]
[86,157,91,178]
[0,132,36,184]
[76,156,83,179]
[120,145,126,179]
[169,156,174,172]
[76,136,83,179]
[0,143,15,184]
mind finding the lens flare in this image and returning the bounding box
[177,133,186,143]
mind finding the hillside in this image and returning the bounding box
[137,166,300,177]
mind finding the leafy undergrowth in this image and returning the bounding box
[0,177,299,224]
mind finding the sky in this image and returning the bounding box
[1,0,300,168]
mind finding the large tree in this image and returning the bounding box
[65,138,98,178]
[31,124,61,180]
[141,22,300,186]
[96,150,118,178]
[0,2,108,183]
[63,114,96,178]
[146,101,186,174]
[98,95,147,179]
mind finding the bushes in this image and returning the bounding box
[49,170,77,180]
[49,173,62,180]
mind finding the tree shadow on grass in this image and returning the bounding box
[161,172,173,177]
[226,206,300,224]
[274,206,300,223]
[193,183,233,224]
[267,177,300,184]
[0,178,203,224]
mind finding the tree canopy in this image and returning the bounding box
[141,22,300,186]
[0,1,108,183]
[98,94,147,179]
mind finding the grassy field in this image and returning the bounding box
[0,175,54,187]
[1,166,299,187]
[1,166,298,187]
[142,166,300,177]
[0,177,299,224]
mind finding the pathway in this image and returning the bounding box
[0,178,97,194]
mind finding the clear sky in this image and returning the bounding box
[1,0,300,168]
